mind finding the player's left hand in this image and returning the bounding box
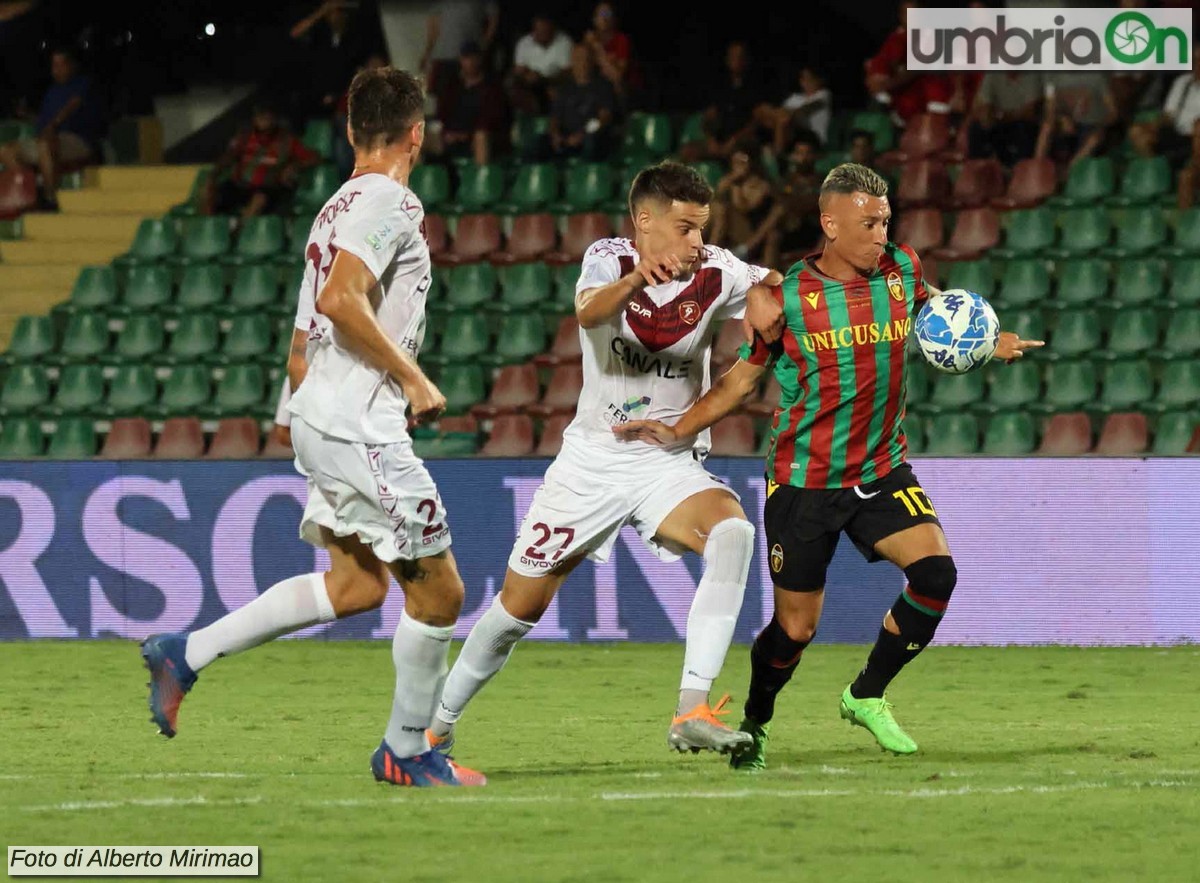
[744,285,784,344]
[994,331,1045,362]
[612,419,678,446]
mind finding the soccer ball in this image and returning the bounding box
[914,289,1000,374]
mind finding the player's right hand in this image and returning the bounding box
[612,419,678,446]
[405,378,446,424]
[632,251,685,287]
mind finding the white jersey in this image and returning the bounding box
[566,238,767,457]
[287,172,432,444]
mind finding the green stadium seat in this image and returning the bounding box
[410,163,451,212]
[178,216,232,263]
[51,364,105,416]
[5,315,56,362]
[944,259,993,294]
[676,112,706,150]
[1157,359,1200,409]
[1112,258,1165,306]
[412,433,480,458]
[994,207,1055,258]
[58,312,110,361]
[923,412,980,454]
[1152,411,1196,454]
[228,264,281,312]
[70,266,118,309]
[443,262,497,309]
[47,417,96,458]
[1166,207,1200,258]
[845,109,895,152]
[1042,359,1098,410]
[232,215,285,261]
[928,370,985,410]
[982,411,1037,454]
[498,163,560,214]
[554,163,614,213]
[1163,308,1200,356]
[690,160,723,189]
[1050,207,1110,257]
[552,263,581,312]
[433,313,490,362]
[287,216,314,253]
[211,363,265,414]
[1110,207,1168,258]
[222,313,274,361]
[1054,259,1109,306]
[619,112,673,161]
[1108,155,1171,206]
[113,314,165,361]
[0,417,44,457]
[1168,257,1200,305]
[996,259,1050,307]
[988,359,1041,408]
[122,264,173,310]
[0,363,50,413]
[448,163,506,214]
[439,362,487,415]
[1099,360,1154,410]
[903,415,925,454]
[167,312,220,363]
[171,167,211,218]
[159,364,212,415]
[904,364,930,407]
[1051,308,1103,358]
[107,364,158,414]
[1000,308,1047,343]
[512,115,550,162]
[1104,307,1158,357]
[294,164,341,211]
[302,118,334,158]
[496,261,552,311]
[176,263,226,311]
[1049,156,1114,208]
[125,218,178,261]
[604,163,640,214]
[485,312,546,366]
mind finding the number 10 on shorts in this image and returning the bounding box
[893,486,936,518]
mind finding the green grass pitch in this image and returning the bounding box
[2,641,1198,882]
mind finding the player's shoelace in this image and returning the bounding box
[690,693,736,727]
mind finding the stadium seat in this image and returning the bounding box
[486,312,546,366]
[1104,307,1158,357]
[176,263,226,312]
[923,412,981,454]
[1050,207,1111,257]
[534,316,583,366]
[535,413,572,456]
[552,263,582,311]
[228,264,281,312]
[413,432,481,458]
[1169,257,1200,305]
[928,370,985,410]
[410,164,451,212]
[1042,359,1097,410]
[982,411,1037,454]
[480,414,536,456]
[232,215,285,262]
[1110,207,1168,258]
[1000,308,1047,343]
[1108,155,1171,206]
[1151,411,1196,454]
[293,165,340,211]
[495,261,552,310]
[448,163,506,214]
[59,312,110,362]
[992,206,1055,258]
[435,213,502,266]
[122,264,173,310]
[690,160,723,189]
[211,363,265,414]
[153,416,205,459]
[439,363,487,415]
[1157,359,1200,409]
[99,417,152,458]
[159,365,212,415]
[47,417,96,458]
[995,259,1050,307]
[178,216,232,263]
[125,218,178,261]
[471,362,540,418]
[1038,412,1092,454]
[1190,425,1200,454]
[950,158,1005,209]
[1099,360,1154,409]
[988,359,1042,408]
[206,417,261,458]
[903,416,925,454]
[424,213,448,257]
[710,414,757,455]
[1112,258,1165,306]
[619,112,673,162]
[904,364,929,408]
[442,261,497,309]
[260,427,293,458]
[932,208,999,261]
[1163,308,1200,358]
[499,164,560,215]
[1166,207,1200,258]
[554,163,615,213]
[223,313,274,361]
[434,312,490,362]
[991,158,1057,210]
[0,166,37,219]
[545,212,614,265]
[512,114,550,162]
[896,159,949,209]
[167,312,220,363]
[491,213,557,264]
[529,362,584,417]
[113,314,165,362]
[107,364,158,414]
[1094,412,1149,455]
[944,259,993,295]
[844,109,895,152]
[4,315,56,362]
[0,417,44,457]
[70,266,119,309]
[0,363,50,413]
[51,363,105,416]
[302,118,334,158]
[1051,309,1103,358]
[617,213,636,240]
[886,113,950,163]
[1054,259,1109,306]
[1049,156,1115,208]
[893,208,943,254]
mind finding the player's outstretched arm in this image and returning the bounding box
[317,250,446,422]
[613,359,766,446]
[575,250,685,328]
[924,282,1045,362]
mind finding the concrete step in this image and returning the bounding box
[21,213,142,245]
[0,288,69,315]
[0,239,123,266]
[95,165,203,194]
[0,264,82,294]
[58,189,187,216]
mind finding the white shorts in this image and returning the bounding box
[507,441,740,577]
[291,417,451,563]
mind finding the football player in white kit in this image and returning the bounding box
[429,161,785,754]
[141,67,486,787]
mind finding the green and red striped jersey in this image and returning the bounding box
[739,242,930,489]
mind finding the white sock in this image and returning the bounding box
[383,611,455,757]
[431,595,534,734]
[678,518,755,712]
[185,573,335,671]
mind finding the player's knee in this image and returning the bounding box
[904,555,957,604]
[325,569,389,617]
[705,517,755,562]
[775,603,820,645]
[892,555,957,643]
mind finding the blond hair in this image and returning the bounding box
[819,162,889,210]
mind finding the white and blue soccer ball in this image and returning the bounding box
[914,289,1001,374]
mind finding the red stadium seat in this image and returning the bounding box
[1038,412,1093,455]
[545,213,614,266]
[534,316,582,366]
[434,213,502,266]
[153,417,206,459]
[0,167,37,220]
[932,208,1000,261]
[260,427,294,458]
[881,113,951,165]
[1189,425,1200,453]
[535,413,573,456]
[471,362,541,418]
[991,158,1057,210]
[436,414,479,434]
[100,418,152,459]
[480,414,536,456]
[896,159,950,209]
[618,213,636,240]
[423,213,448,257]
[1093,412,1148,455]
[709,414,757,455]
[206,417,261,459]
[951,159,1006,209]
[893,208,944,254]
[491,213,557,265]
[921,253,941,287]
[528,363,583,417]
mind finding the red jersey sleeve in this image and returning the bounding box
[899,244,932,305]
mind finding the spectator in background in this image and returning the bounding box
[1035,73,1116,169]
[204,102,319,220]
[509,12,573,116]
[420,0,499,110]
[743,131,824,270]
[772,66,832,153]
[289,1,372,124]
[708,138,775,263]
[432,41,509,165]
[700,41,776,161]
[864,1,952,125]
[964,71,1043,166]
[548,44,617,162]
[582,2,640,110]
[1130,46,1200,168]
[0,46,104,210]
[848,129,878,168]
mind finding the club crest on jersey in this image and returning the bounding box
[678,300,701,325]
[770,543,784,573]
[887,271,904,302]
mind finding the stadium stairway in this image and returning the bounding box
[0,165,202,348]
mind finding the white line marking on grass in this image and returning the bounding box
[0,772,248,781]
[631,772,662,779]
[600,780,1193,801]
[21,796,263,813]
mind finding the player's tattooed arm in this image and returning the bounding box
[576,250,686,328]
[286,328,309,392]
[613,359,766,446]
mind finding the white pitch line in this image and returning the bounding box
[0,772,248,781]
[21,796,263,813]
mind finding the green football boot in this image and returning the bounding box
[838,685,918,755]
[729,717,770,771]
